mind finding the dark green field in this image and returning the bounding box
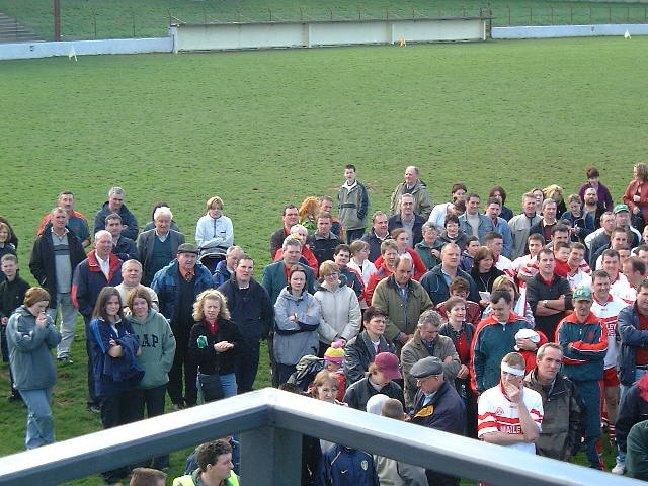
[1,37,647,483]
[2,0,648,39]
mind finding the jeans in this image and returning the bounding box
[19,388,54,449]
[47,293,78,358]
[620,368,648,403]
[196,373,237,404]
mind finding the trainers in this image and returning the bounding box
[57,356,74,365]
[612,463,625,475]
[87,404,101,414]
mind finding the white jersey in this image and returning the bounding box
[477,383,544,455]
[610,273,633,303]
[494,255,515,279]
[591,295,630,370]
[566,262,591,291]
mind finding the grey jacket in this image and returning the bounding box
[400,331,461,409]
[7,306,61,390]
[337,180,370,231]
[129,309,176,389]
[273,288,321,365]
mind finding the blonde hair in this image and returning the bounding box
[192,290,231,322]
[299,196,319,220]
[311,370,339,399]
[206,196,224,212]
[319,260,339,277]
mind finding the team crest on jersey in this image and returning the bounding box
[361,460,369,471]
[495,407,504,415]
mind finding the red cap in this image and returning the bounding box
[374,352,402,380]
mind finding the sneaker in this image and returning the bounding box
[612,463,625,475]
[7,394,22,402]
[87,404,101,414]
[57,356,74,365]
[171,403,184,411]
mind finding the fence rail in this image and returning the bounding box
[1,4,648,41]
[0,388,642,485]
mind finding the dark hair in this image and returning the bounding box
[586,167,600,179]
[196,440,232,472]
[466,192,480,201]
[538,248,555,259]
[104,212,123,224]
[345,164,356,171]
[554,241,571,252]
[570,242,586,252]
[149,201,170,222]
[445,214,460,227]
[283,204,298,216]
[592,269,610,281]
[465,235,479,246]
[552,224,570,235]
[287,264,307,291]
[334,244,351,256]
[364,306,388,323]
[451,183,467,195]
[490,288,512,305]
[489,185,507,204]
[92,287,125,321]
[601,249,620,262]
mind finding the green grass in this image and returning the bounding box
[1,37,646,482]
[1,0,648,40]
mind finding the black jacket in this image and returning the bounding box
[29,231,86,307]
[218,276,274,341]
[188,319,242,375]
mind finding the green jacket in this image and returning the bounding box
[372,275,433,344]
[128,309,176,389]
[173,469,239,486]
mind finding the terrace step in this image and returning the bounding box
[0,12,43,44]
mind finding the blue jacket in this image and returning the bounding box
[410,379,466,434]
[458,213,495,243]
[151,260,214,322]
[212,260,233,288]
[419,264,480,306]
[94,201,139,241]
[619,304,648,386]
[556,311,606,382]
[318,444,379,486]
[89,318,142,397]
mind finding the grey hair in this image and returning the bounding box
[153,206,173,221]
[108,186,125,197]
[417,309,442,328]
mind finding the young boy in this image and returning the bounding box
[553,241,572,278]
[0,254,30,400]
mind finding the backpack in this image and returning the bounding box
[288,355,325,390]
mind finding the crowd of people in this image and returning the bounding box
[3,163,648,484]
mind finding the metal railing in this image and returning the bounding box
[0,388,642,485]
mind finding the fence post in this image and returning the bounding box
[131,7,136,37]
[570,7,573,25]
[300,7,303,21]
[240,427,302,486]
[589,7,592,24]
[508,6,511,25]
[551,7,554,25]
[609,7,612,23]
[53,0,61,41]
[385,7,389,20]
[91,7,97,39]
[530,7,533,25]
[268,8,272,21]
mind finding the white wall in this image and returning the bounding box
[493,23,648,39]
[171,18,486,53]
[0,37,172,61]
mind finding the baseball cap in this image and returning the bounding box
[410,356,443,379]
[614,204,630,214]
[177,243,199,255]
[374,352,402,380]
[572,286,592,302]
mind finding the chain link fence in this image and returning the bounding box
[1,3,648,41]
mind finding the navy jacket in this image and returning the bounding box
[218,276,273,341]
[410,380,466,435]
[419,264,480,305]
[619,304,648,386]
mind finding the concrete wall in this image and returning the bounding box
[493,23,648,38]
[0,36,172,61]
[170,18,486,52]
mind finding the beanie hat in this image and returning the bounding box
[324,341,345,364]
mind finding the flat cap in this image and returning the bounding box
[410,356,443,379]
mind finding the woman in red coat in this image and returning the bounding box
[623,162,648,227]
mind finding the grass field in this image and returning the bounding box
[1,37,647,483]
[2,0,648,40]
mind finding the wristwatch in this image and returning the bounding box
[543,300,548,307]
